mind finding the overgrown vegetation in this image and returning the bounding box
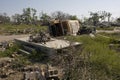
[59,35,120,80]
[0,33,120,79]
[27,49,48,62]
[0,23,47,35]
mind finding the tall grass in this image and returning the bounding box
[66,35,120,80]
[99,32,120,40]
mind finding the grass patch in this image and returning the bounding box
[0,23,47,35]
[99,32,120,40]
[96,26,115,30]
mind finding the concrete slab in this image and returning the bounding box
[15,37,81,54]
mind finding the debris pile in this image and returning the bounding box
[0,57,63,80]
[0,41,13,51]
[22,66,46,80]
[0,57,15,78]
[29,31,51,44]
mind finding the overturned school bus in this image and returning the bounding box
[49,20,80,37]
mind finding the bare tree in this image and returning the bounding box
[21,8,37,25]
[0,13,10,24]
[107,12,112,23]
[51,11,71,20]
[90,12,100,26]
[12,14,22,24]
[40,12,51,25]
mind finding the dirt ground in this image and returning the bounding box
[0,34,30,42]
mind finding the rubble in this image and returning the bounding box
[0,57,64,80]
[29,31,51,44]
[0,57,15,78]
[0,20,83,79]
[22,64,63,80]
[0,41,14,51]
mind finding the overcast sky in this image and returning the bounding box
[0,0,120,19]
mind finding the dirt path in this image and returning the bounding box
[96,27,120,33]
[0,34,30,42]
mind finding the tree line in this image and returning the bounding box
[0,7,78,25]
[0,7,120,26]
[0,13,10,24]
